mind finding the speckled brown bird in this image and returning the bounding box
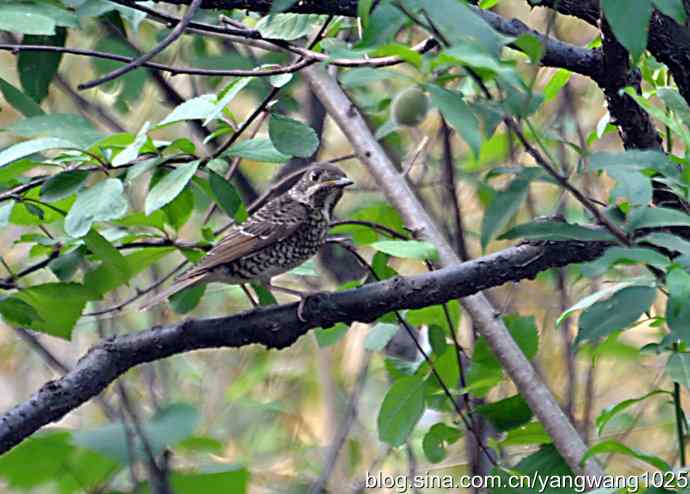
[141,164,353,313]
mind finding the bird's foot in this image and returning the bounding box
[297,298,308,323]
[265,283,312,322]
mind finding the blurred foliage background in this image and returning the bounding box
[1,0,690,492]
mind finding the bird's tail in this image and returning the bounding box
[139,274,204,311]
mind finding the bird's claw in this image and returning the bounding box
[297,297,308,323]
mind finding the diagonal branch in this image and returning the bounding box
[0,239,607,456]
[79,0,204,90]
[301,65,605,478]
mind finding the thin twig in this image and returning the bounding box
[0,44,315,79]
[328,239,496,465]
[309,355,371,494]
[79,0,204,90]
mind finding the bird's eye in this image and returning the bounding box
[309,170,319,181]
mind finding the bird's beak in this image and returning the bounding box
[331,177,354,187]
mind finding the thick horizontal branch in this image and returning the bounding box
[0,239,608,455]
[472,8,604,79]
[531,0,690,107]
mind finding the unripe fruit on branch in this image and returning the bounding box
[391,86,430,127]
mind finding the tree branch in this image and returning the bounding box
[0,240,607,456]
[301,65,605,478]
[531,0,690,107]
[141,0,358,15]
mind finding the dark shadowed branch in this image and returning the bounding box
[0,240,607,456]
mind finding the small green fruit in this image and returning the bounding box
[391,86,430,127]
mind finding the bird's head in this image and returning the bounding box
[289,164,353,217]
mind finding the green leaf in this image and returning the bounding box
[13,283,94,339]
[496,445,574,488]
[49,248,83,281]
[576,285,657,345]
[358,0,374,28]
[126,157,162,184]
[441,44,505,74]
[477,395,534,432]
[627,206,690,231]
[513,33,544,63]
[0,5,56,34]
[315,322,349,347]
[0,137,77,168]
[473,315,538,368]
[203,77,253,126]
[85,246,175,296]
[145,161,199,216]
[256,13,323,41]
[658,87,690,129]
[73,403,200,464]
[601,0,652,62]
[422,423,463,463]
[666,352,690,388]
[0,296,41,326]
[558,282,642,325]
[364,322,398,351]
[339,67,403,88]
[166,468,249,494]
[370,240,437,260]
[163,185,195,231]
[596,390,669,436]
[0,77,44,117]
[4,113,103,149]
[500,422,552,447]
[40,170,89,202]
[0,431,109,491]
[481,174,531,249]
[125,247,175,274]
[224,138,291,163]
[269,71,293,88]
[358,4,406,48]
[84,229,130,283]
[170,284,206,314]
[641,232,690,256]
[377,376,426,446]
[10,187,71,225]
[427,84,481,157]
[428,325,448,356]
[608,169,652,206]
[589,150,677,176]
[666,267,690,344]
[157,94,216,127]
[18,29,66,103]
[113,122,150,167]
[500,220,615,242]
[209,170,246,222]
[268,114,319,158]
[65,178,128,238]
[652,0,687,24]
[582,439,670,472]
[430,346,460,389]
[419,0,506,56]
[582,246,670,277]
[407,300,460,333]
[543,68,572,102]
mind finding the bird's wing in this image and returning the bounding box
[177,197,308,281]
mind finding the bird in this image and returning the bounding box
[140,163,353,318]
